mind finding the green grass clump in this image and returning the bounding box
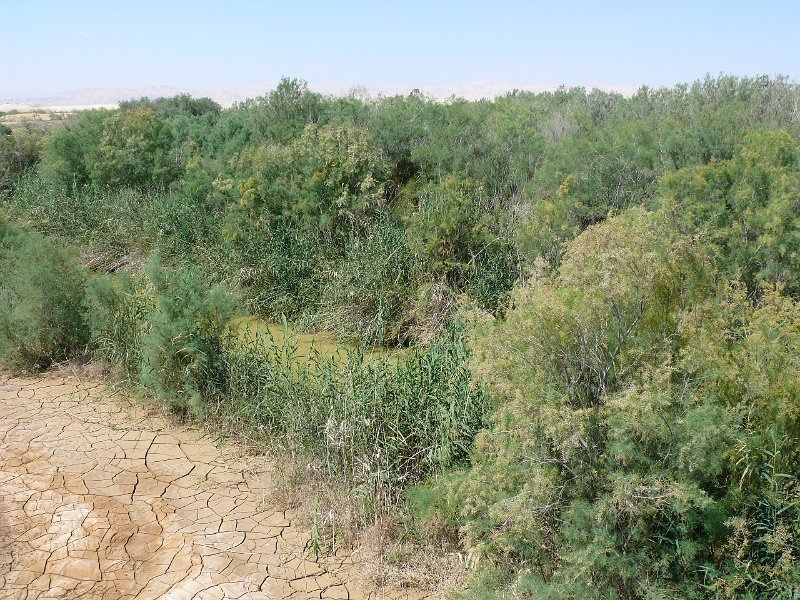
[0,219,88,371]
[84,273,153,377]
[223,322,487,512]
[317,223,419,345]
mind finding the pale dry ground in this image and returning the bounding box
[0,112,70,128]
[0,112,56,125]
[0,371,429,599]
[0,112,74,132]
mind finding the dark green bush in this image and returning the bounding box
[118,94,222,118]
[0,221,88,371]
[222,221,324,317]
[405,176,519,312]
[406,176,497,285]
[39,107,179,190]
[39,109,110,188]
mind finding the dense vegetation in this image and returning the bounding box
[1,75,799,597]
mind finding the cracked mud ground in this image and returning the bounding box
[0,374,425,599]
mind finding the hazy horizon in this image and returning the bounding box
[0,80,646,109]
[3,0,799,105]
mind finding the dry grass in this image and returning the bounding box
[264,458,467,597]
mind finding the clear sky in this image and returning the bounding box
[2,0,799,98]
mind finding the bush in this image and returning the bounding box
[450,209,701,596]
[661,130,800,293]
[39,107,179,190]
[446,208,800,598]
[39,109,110,188]
[677,285,800,598]
[406,176,496,285]
[518,120,660,268]
[406,176,519,314]
[222,221,324,317]
[139,261,236,416]
[7,173,222,263]
[0,123,44,194]
[0,221,88,371]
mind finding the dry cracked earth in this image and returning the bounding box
[0,372,427,599]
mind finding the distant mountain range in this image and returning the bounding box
[0,82,638,109]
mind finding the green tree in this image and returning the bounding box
[247,77,322,143]
[92,107,179,188]
[39,109,110,187]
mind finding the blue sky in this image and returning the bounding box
[2,0,799,98]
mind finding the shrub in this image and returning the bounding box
[222,221,324,317]
[450,208,702,596]
[406,176,496,285]
[661,130,800,293]
[8,174,148,253]
[0,222,88,371]
[518,120,660,268]
[406,176,519,313]
[446,208,800,598]
[7,173,221,264]
[0,123,44,194]
[39,109,110,188]
[138,261,236,416]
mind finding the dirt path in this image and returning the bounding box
[0,373,422,599]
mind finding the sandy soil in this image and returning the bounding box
[0,112,57,124]
[0,111,73,130]
[0,372,425,599]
